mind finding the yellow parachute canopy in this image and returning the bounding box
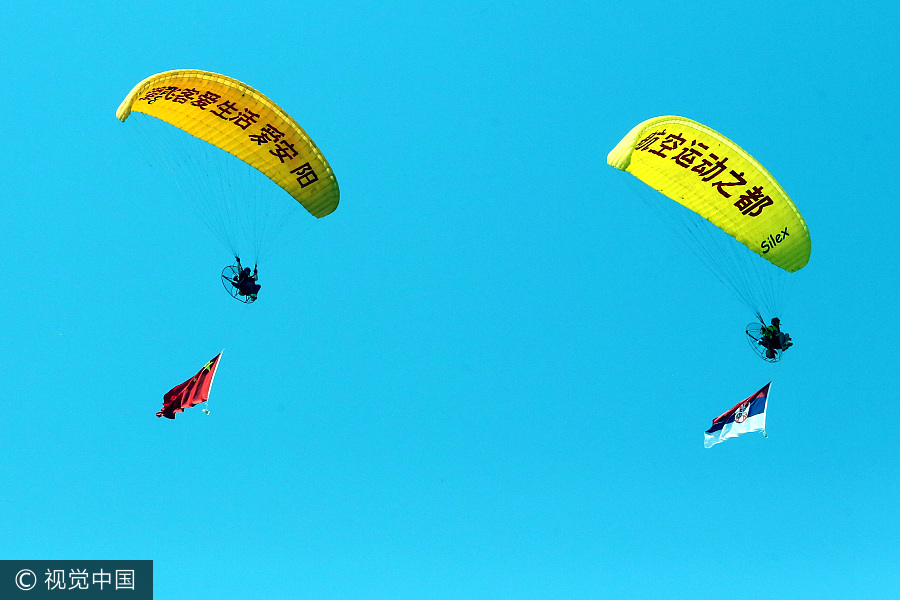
[608,116,809,272]
[117,69,339,218]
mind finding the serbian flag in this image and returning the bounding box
[157,352,223,419]
[704,382,770,448]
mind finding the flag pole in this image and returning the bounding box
[203,348,225,415]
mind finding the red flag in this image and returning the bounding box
[157,353,223,419]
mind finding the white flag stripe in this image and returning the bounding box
[704,412,767,448]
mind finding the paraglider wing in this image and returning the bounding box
[607,116,810,272]
[117,69,339,218]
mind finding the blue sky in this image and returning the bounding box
[2,1,899,598]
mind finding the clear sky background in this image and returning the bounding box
[2,1,899,598]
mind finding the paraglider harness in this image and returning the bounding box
[221,257,260,303]
[746,317,793,362]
